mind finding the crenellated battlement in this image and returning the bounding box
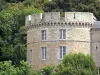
[25,12,96,28]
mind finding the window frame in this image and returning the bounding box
[59,29,66,40]
[41,30,46,40]
[30,49,32,63]
[59,46,66,60]
[41,47,47,60]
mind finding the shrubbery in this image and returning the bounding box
[54,53,97,75]
[0,53,98,75]
[33,66,54,75]
[33,53,97,75]
[0,60,33,75]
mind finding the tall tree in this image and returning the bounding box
[43,0,100,20]
[24,0,49,8]
[0,3,43,64]
[0,0,7,12]
[5,0,25,3]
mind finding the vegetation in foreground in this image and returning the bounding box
[0,53,98,75]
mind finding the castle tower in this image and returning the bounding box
[25,12,96,69]
[90,21,100,68]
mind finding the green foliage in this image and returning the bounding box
[24,0,49,8]
[54,53,97,75]
[33,70,43,75]
[6,0,25,3]
[17,60,33,75]
[42,66,54,75]
[0,3,43,63]
[0,54,98,75]
[33,66,54,75]
[0,60,33,75]
[0,0,7,12]
[43,0,100,20]
[32,54,97,75]
[0,61,17,75]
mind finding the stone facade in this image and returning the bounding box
[90,27,100,68]
[26,12,100,69]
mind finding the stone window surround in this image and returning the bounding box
[59,29,66,40]
[41,30,46,40]
[30,49,32,63]
[59,46,66,60]
[41,47,47,60]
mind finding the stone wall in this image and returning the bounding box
[27,41,90,69]
[26,12,96,69]
[27,28,90,69]
[25,12,95,27]
[91,28,100,68]
[27,28,90,43]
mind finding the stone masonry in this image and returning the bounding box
[25,12,100,69]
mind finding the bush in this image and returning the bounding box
[17,60,33,75]
[54,53,97,75]
[33,66,54,75]
[0,60,33,75]
[0,54,98,75]
[42,66,54,75]
[0,61,18,75]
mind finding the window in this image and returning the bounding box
[59,29,66,40]
[96,43,98,50]
[41,47,47,60]
[41,30,46,40]
[59,46,66,59]
[30,49,32,63]
[74,13,75,19]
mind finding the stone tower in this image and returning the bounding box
[25,12,96,69]
[90,21,100,68]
